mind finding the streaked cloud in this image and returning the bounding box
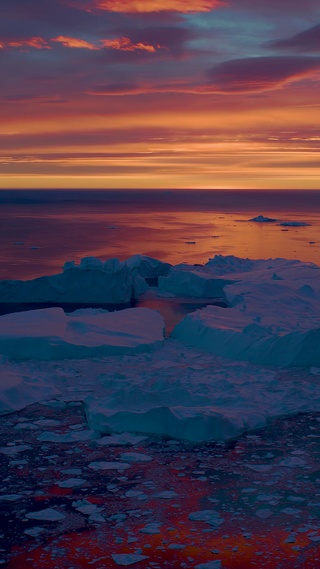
[1,0,320,190]
[208,56,320,93]
[268,24,320,54]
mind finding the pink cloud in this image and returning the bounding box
[1,37,51,50]
[1,34,164,53]
[101,37,165,52]
[51,36,100,50]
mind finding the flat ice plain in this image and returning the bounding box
[1,254,320,442]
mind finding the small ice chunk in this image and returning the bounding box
[255,509,273,519]
[88,461,130,471]
[24,526,45,537]
[281,507,302,515]
[97,433,147,446]
[0,445,31,456]
[279,457,306,468]
[140,523,162,534]
[120,453,152,463]
[188,510,224,527]
[26,508,65,521]
[111,554,149,566]
[246,464,273,472]
[37,430,98,443]
[72,500,104,516]
[154,491,179,499]
[195,562,222,569]
[0,494,23,501]
[57,478,86,488]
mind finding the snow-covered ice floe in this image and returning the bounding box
[172,256,320,366]
[2,254,320,442]
[0,307,165,360]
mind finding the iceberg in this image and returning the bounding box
[0,256,147,305]
[158,265,235,298]
[124,255,171,280]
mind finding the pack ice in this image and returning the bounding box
[2,254,320,443]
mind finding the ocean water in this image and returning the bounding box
[1,189,320,280]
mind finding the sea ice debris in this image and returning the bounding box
[25,508,65,521]
[111,554,149,566]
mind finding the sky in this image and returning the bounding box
[1,0,320,190]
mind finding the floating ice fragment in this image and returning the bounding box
[0,445,31,455]
[255,509,273,519]
[154,491,179,499]
[279,457,307,468]
[26,508,65,521]
[120,453,152,463]
[195,562,222,569]
[37,430,98,443]
[24,527,45,537]
[0,494,23,501]
[140,523,162,534]
[57,478,86,488]
[188,510,224,527]
[96,433,147,446]
[88,461,130,471]
[111,554,149,566]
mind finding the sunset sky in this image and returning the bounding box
[1,0,320,190]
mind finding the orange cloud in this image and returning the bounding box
[2,37,51,50]
[51,35,163,52]
[101,37,163,53]
[51,36,99,50]
[93,0,225,12]
[0,34,164,53]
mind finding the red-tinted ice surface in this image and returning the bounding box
[1,401,320,569]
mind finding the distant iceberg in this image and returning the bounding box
[249,215,277,223]
[278,221,311,227]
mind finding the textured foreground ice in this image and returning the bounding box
[1,254,320,441]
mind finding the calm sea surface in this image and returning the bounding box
[1,190,320,280]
